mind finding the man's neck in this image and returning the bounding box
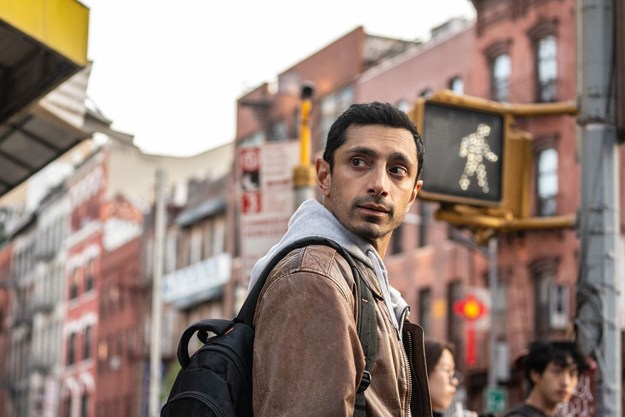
[525,394,557,417]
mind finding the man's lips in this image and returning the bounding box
[358,203,390,214]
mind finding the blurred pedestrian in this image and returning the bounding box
[503,340,589,417]
[424,338,479,417]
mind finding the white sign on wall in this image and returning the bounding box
[238,141,300,284]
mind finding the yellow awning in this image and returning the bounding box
[0,0,89,123]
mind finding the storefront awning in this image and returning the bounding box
[0,65,92,199]
[0,0,90,198]
[0,0,89,124]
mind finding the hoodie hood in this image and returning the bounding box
[248,198,409,336]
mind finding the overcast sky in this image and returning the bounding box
[82,0,476,156]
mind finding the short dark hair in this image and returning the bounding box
[322,102,424,181]
[424,338,456,376]
[523,340,589,391]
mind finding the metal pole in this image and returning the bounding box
[293,83,317,207]
[576,1,622,416]
[149,168,166,417]
[487,236,498,388]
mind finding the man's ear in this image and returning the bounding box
[316,158,331,196]
[408,180,423,208]
[529,369,541,385]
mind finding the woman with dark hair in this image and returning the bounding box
[424,338,478,417]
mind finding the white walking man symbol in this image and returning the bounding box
[458,123,499,194]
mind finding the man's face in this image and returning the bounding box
[316,124,422,253]
[531,359,580,408]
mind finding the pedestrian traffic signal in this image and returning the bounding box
[410,91,510,208]
[409,90,579,234]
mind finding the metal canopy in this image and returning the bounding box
[0,0,89,124]
[0,0,90,199]
[0,105,90,198]
[0,20,82,124]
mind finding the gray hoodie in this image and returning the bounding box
[248,198,410,338]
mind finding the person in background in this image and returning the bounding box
[424,338,478,417]
[503,340,588,417]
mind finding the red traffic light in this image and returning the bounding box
[454,294,488,321]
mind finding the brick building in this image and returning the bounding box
[61,150,107,417]
[97,229,144,417]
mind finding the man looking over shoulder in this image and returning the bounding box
[249,102,431,416]
[504,340,589,417]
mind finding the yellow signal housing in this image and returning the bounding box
[409,90,578,234]
[501,126,532,219]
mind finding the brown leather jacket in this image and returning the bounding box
[252,244,432,417]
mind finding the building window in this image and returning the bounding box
[70,269,79,299]
[549,283,570,330]
[449,76,464,94]
[269,120,288,142]
[446,280,463,354]
[536,36,557,102]
[239,131,265,147]
[419,88,433,98]
[319,86,353,148]
[189,227,203,264]
[64,397,72,417]
[530,259,557,339]
[537,147,558,216]
[396,99,411,113]
[212,217,226,255]
[165,233,177,274]
[85,261,94,292]
[68,332,76,365]
[491,54,511,102]
[391,223,403,255]
[418,287,432,335]
[84,325,92,360]
[81,393,89,417]
[418,202,430,248]
[534,272,551,339]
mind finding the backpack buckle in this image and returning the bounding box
[357,370,371,393]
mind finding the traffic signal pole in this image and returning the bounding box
[576,1,622,416]
[487,236,498,389]
[293,83,316,208]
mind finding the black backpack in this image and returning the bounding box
[160,237,378,417]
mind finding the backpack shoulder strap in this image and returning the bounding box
[235,237,377,416]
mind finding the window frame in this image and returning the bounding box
[534,137,560,217]
[449,76,464,94]
[491,53,511,102]
[484,40,512,102]
[535,35,558,102]
[527,19,560,102]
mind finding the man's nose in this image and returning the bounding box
[367,168,389,196]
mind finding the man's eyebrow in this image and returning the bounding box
[388,152,414,165]
[347,146,378,158]
[347,147,414,165]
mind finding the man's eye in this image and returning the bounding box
[390,166,408,176]
[351,158,366,167]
